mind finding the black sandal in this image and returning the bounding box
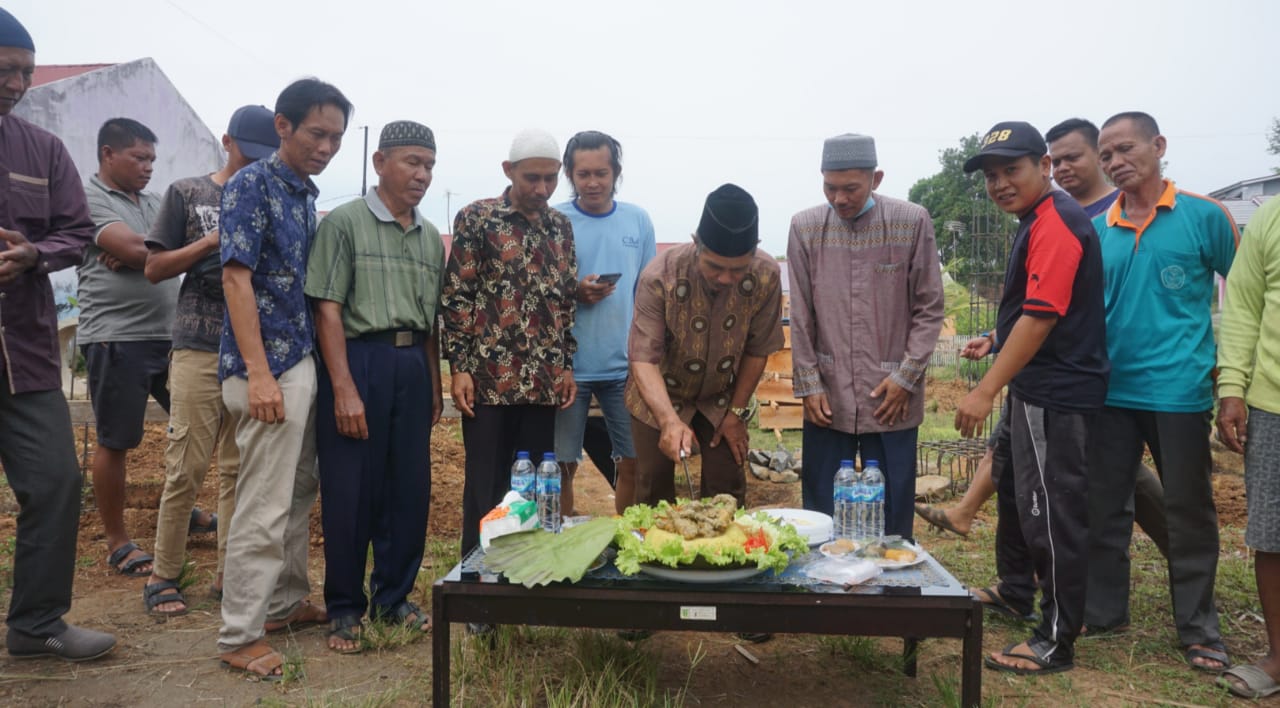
[984,638,1074,675]
[143,579,189,617]
[108,542,154,577]
[388,601,432,632]
[327,615,363,654]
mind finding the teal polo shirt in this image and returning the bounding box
[1092,180,1238,412]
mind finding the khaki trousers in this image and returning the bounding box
[217,356,319,652]
[153,349,240,579]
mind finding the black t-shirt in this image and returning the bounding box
[995,190,1110,412]
[144,175,225,352]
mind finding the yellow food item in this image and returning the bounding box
[884,548,917,562]
[644,524,748,554]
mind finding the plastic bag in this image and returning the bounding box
[804,557,882,587]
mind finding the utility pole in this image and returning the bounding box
[445,190,458,227]
[360,125,369,196]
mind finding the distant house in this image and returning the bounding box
[15,58,223,323]
[17,58,222,191]
[1209,174,1279,231]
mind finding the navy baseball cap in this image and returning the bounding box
[963,121,1047,174]
[227,105,279,161]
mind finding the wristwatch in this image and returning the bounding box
[729,404,752,421]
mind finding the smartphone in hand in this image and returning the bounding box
[595,273,622,285]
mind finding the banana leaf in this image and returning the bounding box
[483,517,618,588]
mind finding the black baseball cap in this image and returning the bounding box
[227,105,280,161]
[962,121,1047,174]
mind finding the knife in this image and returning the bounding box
[680,449,696,500]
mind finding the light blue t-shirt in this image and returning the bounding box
[1093,182,1237,412]
[555,199,657,381]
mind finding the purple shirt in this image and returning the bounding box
[0,115,94,394]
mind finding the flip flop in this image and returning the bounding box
[970,586,1037,622]
[107,542,154,577]
[265,599,328,633]
[914,504,968,538]
[1185,642,1230,673]
[1219,664,1280,698]
[983,640,1074,675]
[220,639,283,680]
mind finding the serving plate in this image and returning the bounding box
[636,563,768,584]
[819,540,928,570]
[761,508,833,546]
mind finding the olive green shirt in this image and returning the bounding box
[305,188,445,338]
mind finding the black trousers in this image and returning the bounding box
[459,404,556,554]
[316,341,432,620]
[1085,407,1221,646]
[0,373,82,638]
[995,395,1091,659]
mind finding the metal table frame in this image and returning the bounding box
[431,552,982,706]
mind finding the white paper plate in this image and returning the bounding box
[819,540,927,570]
[761,508,833,546]
[636,563,767,584]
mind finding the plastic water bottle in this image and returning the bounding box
[536,453,562,533]
[510,451,535,501]
[833,459,858,541]
[861,459,885,541]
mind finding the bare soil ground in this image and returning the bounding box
[0,387,1255,706]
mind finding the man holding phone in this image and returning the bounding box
[553,130,656,514]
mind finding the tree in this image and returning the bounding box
[908,133,1015,289]
[1269,117,1280,173]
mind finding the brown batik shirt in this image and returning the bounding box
[442,188,577,406]
[626,242,785,429]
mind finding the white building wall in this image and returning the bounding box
[14,56,223,195]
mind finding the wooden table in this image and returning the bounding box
[431,549,982,706]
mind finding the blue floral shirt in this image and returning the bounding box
[218,152,319,381]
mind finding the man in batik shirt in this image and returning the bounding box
[442,128,577,555]
[627,184,784,506]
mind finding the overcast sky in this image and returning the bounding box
[11,0,1278,256]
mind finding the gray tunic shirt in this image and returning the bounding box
[786,194,945,434]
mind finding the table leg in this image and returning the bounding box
[432,588,449,708]
[961,599,983,708]
[902,637,919,677]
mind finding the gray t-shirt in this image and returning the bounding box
[78,174,177,343]
[144,175,224,352]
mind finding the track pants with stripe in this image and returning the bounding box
[996,394,1092,660]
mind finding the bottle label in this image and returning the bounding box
[538,479,562,494]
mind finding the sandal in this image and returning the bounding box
[1185,641,1230,673]
[970,585,1037,622]
[914,503,968,538]
[107,542,154,577]
[188,508,217,535]
[220,639,283,680]
[387,601,432,633]
[327,615,364,654]
[143,579,189,617]
[265,599,328,633]
[984,639,1074,675]
[1219,664,1280,698]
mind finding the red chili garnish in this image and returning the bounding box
[743,529,769,553]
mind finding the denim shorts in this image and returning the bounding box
[554,378,636,462]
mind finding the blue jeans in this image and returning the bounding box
[554,378,636,462]
[800,422,919,539]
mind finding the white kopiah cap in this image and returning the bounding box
[509,128,560,163]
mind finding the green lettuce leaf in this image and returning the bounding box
[613,501,809,575]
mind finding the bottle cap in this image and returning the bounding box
[542,452,556,461]
[840,459,854,467]
[517,451,530,459]
[865,459,879,468]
